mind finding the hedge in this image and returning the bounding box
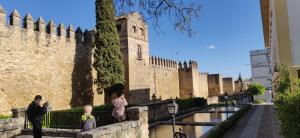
[275,92,300,137]
[54,104,115,112]
[46,98,207,128]
[148,97,208,124]
[176,97,207,112]
[0,114,11,119]
[40,104,116,129]
[206,104,252,138]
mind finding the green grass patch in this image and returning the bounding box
[254,99,264,104]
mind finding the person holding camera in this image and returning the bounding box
[26,95,49,138]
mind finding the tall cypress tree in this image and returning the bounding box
[94,0,125,93]
[238,73,243,92]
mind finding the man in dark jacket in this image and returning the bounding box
[26,95,49,138]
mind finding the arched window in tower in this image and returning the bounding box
[140,28,144,36]
[116,24,121,33]
[133,26,137,33]
[137,44,142,60]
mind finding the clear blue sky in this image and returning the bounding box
[1,0,264,79]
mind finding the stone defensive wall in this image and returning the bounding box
[0,6,100,114]
[198,73,209,98]
[149,56,178,69]
[178,60,198,70]
[222,77,235,95]
[178,61,201,99]
[207,74,224,97]
[149,56,180,100]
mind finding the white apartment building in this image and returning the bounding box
[250,49,272,102]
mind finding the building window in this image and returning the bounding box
[140,28,144,36]
[137,45,142,60]
[298,69,300,79]
[133,26,137,33]
[116,24,121,32]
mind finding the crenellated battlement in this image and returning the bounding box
[149,56,178,69]
[0,5,91,44]
[0,5,98,115]
[178,60,198,70]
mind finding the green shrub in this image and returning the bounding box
[44,104,116,129]
[275,92,300,137]
[47,98,207,128]
[60,104,114,112]
[254,99,264,104]
[148,105,211,125]
[206,104,252,138]
[274,65,291,94]
[176,97,207,111]
[273,65,300,137]
[148,98,207,124]
[248,83,266,96]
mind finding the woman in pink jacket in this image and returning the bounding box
[112,93,128,122]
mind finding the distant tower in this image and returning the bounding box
[238,73,243,92]
[116,12,151,104]
[178,60,200,99]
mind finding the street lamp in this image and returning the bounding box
[167,100,178,136]
[248,92,251,104]
[239,93,243,104]
[224,92,229,119]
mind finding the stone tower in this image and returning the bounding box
[116,12,152,104]
[207,74,224,97]
[178,61,201,99]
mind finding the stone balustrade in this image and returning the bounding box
[10,106,149,138]
[77,106,149,138]
[0,118,20,138]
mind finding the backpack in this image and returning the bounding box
[81,115,95,131]
[26,103,35,123]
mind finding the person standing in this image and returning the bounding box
[26,95,49,138]
[80,105,96,132]
[112,92,128,122]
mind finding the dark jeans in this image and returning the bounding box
[32,121,42,138]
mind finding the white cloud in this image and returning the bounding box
[207,45,216,49]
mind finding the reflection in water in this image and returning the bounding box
[150,112,233,138]
[208,106,241,112]
[179,113,234,123]
[150,106,240,138]
[150,125,213,138]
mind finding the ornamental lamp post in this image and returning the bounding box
[224,92,229,119]
[167,100,178,136]
[248,91,251,104]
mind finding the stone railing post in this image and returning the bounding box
[11,108,27,129]
[127,106,149,138]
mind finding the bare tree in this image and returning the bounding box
[114,0,201,36]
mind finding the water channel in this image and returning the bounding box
[149,105,242,138]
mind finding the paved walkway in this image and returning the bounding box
[224,104,282,138]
